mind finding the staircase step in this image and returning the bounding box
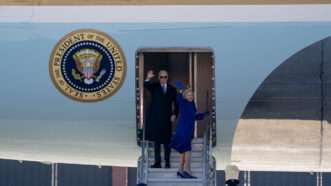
[149,151,203,157]
[149,146,203,151]
[148,157,203,163]
[148,162,203,168]
[148,172,204,179]
[148,168,203,178]
[145,138,203,145]
[192,138,204,144]
[148,178,204,186]
[149,155,203,160]
[149,150,203,155]
[148,143,203,150]
[149,168,203,172]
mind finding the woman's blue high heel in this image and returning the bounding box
[177,171,185,178]
[183,171,197,179]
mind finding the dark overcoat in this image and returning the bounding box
[144,81,178,143]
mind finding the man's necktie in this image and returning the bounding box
[162,84,166,94]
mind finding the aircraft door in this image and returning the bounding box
[191,52,216,142]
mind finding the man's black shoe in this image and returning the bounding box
[151,163,161,168]
[165,163,171,168]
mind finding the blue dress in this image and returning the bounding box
[170,93,206,153]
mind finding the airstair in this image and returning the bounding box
[137,123,216,186]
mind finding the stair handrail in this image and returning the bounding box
[203,110,216,186]
[202,113,210,185]
[137,121,149,184]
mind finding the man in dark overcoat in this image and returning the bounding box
[144,69,178,168]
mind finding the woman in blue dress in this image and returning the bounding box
[170,87,208,179]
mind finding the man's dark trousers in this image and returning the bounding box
[154,142,170,167]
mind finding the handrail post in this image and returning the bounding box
[203,114,213,186]
[142,120,149,184]
[203,123,208,185]
[137,106,149,184]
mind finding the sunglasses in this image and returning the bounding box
[159,76,168,79]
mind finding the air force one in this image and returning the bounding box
[1,4,331,184]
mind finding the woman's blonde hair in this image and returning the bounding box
[183,88,193,98]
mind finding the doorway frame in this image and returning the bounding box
[135,48,217,146]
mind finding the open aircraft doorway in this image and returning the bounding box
[135,48,217,185]
[135,48,217,146]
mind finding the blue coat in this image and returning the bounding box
[170,93,206,153]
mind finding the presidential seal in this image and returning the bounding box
[49,29,126,102]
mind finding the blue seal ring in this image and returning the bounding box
[61,41,115,92]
